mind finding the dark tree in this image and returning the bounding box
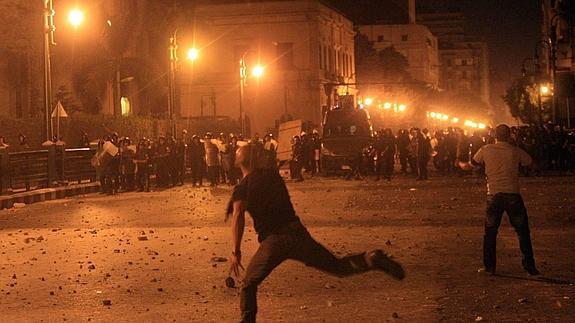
[354,33,410,85]
[502,78,550,125]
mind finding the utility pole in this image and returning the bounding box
[43,0,56,142]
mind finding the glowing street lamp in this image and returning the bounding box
[364,97,374,106]
[68,9,84,28]
[540,85,550,95]
[252,65,265,78]
[186,48,199,61]
[398,104,407,112]
[452,117,460,124]
[478,123,486,129]
[383,102,392,110]
[429,112,436,118]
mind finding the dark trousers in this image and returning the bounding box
[417,157,429,180]
[191,160,204,186]
[240,221,371,323]
[207,165,219,186]
[376,156,394,180]
[484,193,536,270]
[290,160,303,180]
[399,151,408,173]
[136,169,149,192]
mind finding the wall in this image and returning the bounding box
[180,0,355,135]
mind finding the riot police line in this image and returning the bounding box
[91,131,278,194]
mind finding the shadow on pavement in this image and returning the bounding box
[493,273,575,285]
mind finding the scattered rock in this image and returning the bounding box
[518,298,528,304]
[475,316,483,321]
[210,256,228,263]
[225,277,235,288]
[102,300,112,306]
[138,236,149,241]
[392,312,399,319]
[13,203,26,208]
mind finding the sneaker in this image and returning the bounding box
[477,267,496,275]
[367,250,405,280]
[524,266,540,276]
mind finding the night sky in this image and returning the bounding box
[330,0,542,108]
[461,0,542,107]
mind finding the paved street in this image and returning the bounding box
[1,175,574,322]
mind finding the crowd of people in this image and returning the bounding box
[90,122,574,194]
[93,131,278,195]
[359,123,575,181]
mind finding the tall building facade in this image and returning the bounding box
[418,11,491,105]
[358,24,439,87]
[179,0,356,134]
[542,0,574,126]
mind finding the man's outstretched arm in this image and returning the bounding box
[230,200,246,277]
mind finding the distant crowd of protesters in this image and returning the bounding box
[357,123,575,181]
[92,131,278,195]
[3,122,572,194]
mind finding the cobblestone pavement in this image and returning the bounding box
[0,175,574,322]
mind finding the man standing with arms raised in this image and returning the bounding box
[464,124,539,276]
[227,144,404,323]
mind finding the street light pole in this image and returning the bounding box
[43,0,56,142]
[239,56,247,136]
[534,40,555,123]
[168,30,178,137]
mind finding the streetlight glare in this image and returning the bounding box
[364,97,374,106]
[252,65,264,78]
[187,48,199,61]
[398,104,407,112]
[383,102,392,110]
[452,117,460,123]
[68,9,84,28]
[540,85,550,95]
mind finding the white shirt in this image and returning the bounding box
[473,142,532,195]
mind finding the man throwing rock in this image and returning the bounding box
[226,144,405,323]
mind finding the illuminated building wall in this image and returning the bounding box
[179,0,356,134]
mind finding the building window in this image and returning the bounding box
[319,44,323,69]
[324,46,328,70]
[329,48,334,72]
[342,53,347,76]
[121,97,131,116]
[401,34,408,41]
[276,42,294,70]
[377,35,384,42]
